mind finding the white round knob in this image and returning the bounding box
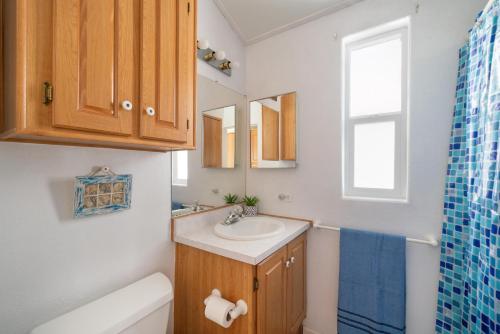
[290,256,296,264]
[214,50,226,60]
[146,107,155,116]
[121,100,133,111]
[197,39,210,50]
[285,260,291,268]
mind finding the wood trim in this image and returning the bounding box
[1,127,196,151]
[16,0,27,130]
[203,114,222,121]
[0,0,3,132]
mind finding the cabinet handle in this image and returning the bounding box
[285,260,291,268]
[146,107,156,116]
[121,100,133,111]
[290,256,296,264]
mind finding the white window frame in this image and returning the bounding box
[172,151,188,187]
[342,19,409,202]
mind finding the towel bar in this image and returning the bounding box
[313,222,440,247]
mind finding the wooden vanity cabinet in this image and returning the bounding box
[174,233,307,334]
[1,0,196,151]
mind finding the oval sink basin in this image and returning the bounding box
[214,216,285,241]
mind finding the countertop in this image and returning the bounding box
[173,207,311,265]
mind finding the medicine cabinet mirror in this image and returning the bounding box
[249,92,297,168]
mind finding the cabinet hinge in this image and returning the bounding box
[43,82,53,105]
[253,277,259,291]
[187,2,191,13]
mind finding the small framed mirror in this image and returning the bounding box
[249,92,297,168]
[203,105,236,168]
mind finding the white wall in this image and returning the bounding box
[197,0,246,93]
[0,143,173,334]
[245,0,487,333]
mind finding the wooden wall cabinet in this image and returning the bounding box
[175,233,307,334]
[0,0,197,151]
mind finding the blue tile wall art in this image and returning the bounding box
[74,167,132,218]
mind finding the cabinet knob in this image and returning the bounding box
[290,256,296,264]
[285,260,291,268]
[121,100,133,111]
[146,107,156,116]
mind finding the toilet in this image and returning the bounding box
[31,273,173,334]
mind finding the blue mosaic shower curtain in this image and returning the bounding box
[435,1,500,333]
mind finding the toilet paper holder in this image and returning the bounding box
[204,289,248,321]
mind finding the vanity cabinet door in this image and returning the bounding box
[53,0,134,135]
[257,246,288,334]
[140,0,196,143]
[286,233,307,334]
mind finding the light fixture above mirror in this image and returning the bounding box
[197,39,239,76]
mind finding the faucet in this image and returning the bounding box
[223,205,244,225]
[187,201,202,212]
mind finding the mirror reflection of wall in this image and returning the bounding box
[250,92,297,168]
[171,75,246,217]
[203,106,236,168]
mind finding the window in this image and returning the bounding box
[342,18,409,201]
[172,151,188,186]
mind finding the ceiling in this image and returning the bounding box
[213,0,363,45]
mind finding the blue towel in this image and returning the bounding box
[172,201,184,210]
[338,228,406,334]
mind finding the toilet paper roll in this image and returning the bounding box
[204,295,236,328]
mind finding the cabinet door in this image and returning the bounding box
[286,234,307,334]
[257,246,288,334]
[53,0,134,135]
[140,0,196,143]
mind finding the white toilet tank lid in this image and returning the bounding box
[31,272,173,334]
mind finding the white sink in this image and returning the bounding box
[214,216,286,241]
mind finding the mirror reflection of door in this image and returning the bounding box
[202,105,236,168]
[250,92,297,168]
[250,127,258,168]
[262,106,279,161]
[203,115,222,168]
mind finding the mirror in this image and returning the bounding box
[249,92,297,168]
[203,106,236,168]
[171,75,246,217]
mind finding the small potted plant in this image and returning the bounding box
[243,195,259,216]
[223,193,239,204]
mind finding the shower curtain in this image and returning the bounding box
[435,1,500,333]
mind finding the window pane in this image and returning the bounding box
[350,37,402,117]
[354,122,395,189]
[176,151,188,180]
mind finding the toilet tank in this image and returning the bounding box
[31,273,173,334]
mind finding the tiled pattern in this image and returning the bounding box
[436,3,500,333]
[82,182,126,209]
